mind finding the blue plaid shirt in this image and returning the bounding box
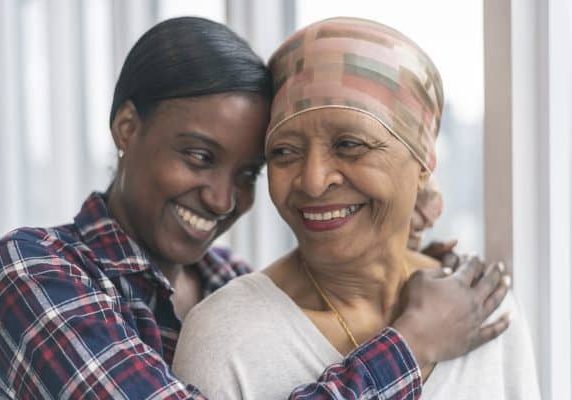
[0,192,421,399]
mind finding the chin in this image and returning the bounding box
[300,239,357,263]
[172,248,209,265]
[156,237,211,265]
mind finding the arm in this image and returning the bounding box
[289,328,421,400]
[290,257,511,400]
[0,238,204,400]
[0,238,508,400]
[2,238,417,400]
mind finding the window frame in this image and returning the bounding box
[484,1,572,398]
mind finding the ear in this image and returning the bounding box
[110,100,141,153]
[417,168,431,192]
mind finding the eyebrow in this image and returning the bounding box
[176,131,266,165]
[175,131,222,150]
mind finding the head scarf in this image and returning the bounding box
[414,178,443,227]
[267,17,444,171]
[408,178,444,250]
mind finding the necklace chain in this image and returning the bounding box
[302,261,359,350]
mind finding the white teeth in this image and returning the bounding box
[302,205,361,222]
[175,204,216,232]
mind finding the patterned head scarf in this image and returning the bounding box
[408,178,444,250]
[414,178,443,227]
[267,17,444,171]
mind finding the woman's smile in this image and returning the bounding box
[172,202,218,241]
[299,203,365,232]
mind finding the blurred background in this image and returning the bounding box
[0,1,570,399]
[0,0,485,263]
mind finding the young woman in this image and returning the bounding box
[0,17,509,399]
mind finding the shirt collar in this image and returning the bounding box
[73,192,172,290]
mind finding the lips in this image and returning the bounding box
[172,202,218,241]
[299,203,364,232]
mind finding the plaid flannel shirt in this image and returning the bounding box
[0,192,421,399]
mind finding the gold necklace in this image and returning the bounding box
[302,261,359,350]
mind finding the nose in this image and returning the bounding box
[296,146,344,198]
[201,176,237,216]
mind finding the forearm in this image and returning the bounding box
[0,263,203,399]
[289,328,421,400]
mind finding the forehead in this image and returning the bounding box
[142,95,269,156]
[155,94,268,122]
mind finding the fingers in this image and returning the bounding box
[441,252,461,271]
[421,267,453,280]
[475,262,506,299]
[470,312,511,350]
[422,239,458,259]
[481,273,511,318]
[440,239,458,252]
[453,255,486,286]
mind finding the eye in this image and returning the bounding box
[266,145,301,164]
[335,138,364,149]
[333,136,370,157]
[181,148,213,166]
[269,147,294,157]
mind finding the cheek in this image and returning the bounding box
[349,164,395,201]
[126,143,175,193]
[349,157,419,225]
[268,167,293,214]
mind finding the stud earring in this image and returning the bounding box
[118,149,125,159]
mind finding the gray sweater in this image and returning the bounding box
[173,272,540,400]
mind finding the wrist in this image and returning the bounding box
[391,313,433,369]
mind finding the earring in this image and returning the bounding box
[118,149,125,159]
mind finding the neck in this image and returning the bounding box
[298,242,409,318]
[107,181,181,286]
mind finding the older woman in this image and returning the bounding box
[173,17,537,399]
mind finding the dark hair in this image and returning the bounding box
[109,17,272,126]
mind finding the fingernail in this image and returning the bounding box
[497,262,506,273]
[503,312,513,323]
[443,267,453,275]
[502,274,511,287]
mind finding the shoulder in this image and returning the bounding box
[173,273,276,388]
[476,291,529,351]
[0,225,90,280]
[186,272,273,329]
[493,292,537,362]
[424,292,540,398]
[176,272,283,357]
[405,249,441,272]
